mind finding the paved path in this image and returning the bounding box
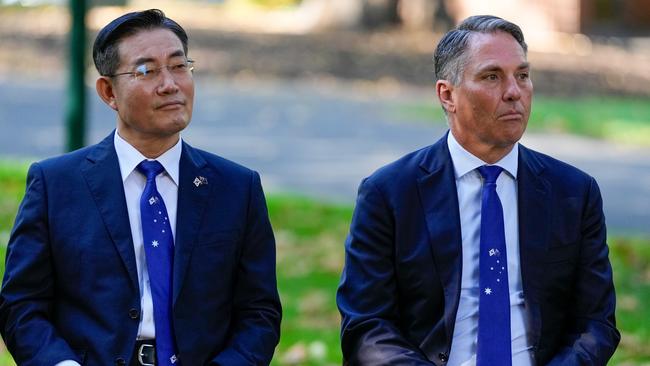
[0,76,648,236]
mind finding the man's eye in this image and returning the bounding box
[171,63,187,71]
[134,64,151,77]
[485,74,498,80]
[518,73,530,80]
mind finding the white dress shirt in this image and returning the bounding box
[446,132,534,366]
[56,132,182,366]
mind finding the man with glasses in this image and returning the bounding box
[0,9,281,366]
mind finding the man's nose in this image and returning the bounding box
[156,67,179,94]
[503,76,522,101]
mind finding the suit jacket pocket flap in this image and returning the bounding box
[194,229,240,248]
[544,242,579,263]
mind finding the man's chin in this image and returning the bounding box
[163,117,191,133]
[502,124,527,144]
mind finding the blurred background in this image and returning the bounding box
[1,0,649,365]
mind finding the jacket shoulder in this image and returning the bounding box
[30,144,99,179]
[365,138,446,190]
[188,146,258,181]
[37,145,94,167]
[520,144,595,185]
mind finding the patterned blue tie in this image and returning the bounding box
[476,165,511,366]
[137,160,180,365]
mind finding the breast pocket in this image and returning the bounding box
[190,230,240,279]
[549,197,582,250]
[187,230,240,301]
[544,242,579,264]
[193,229,240,248]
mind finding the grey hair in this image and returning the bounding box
[434,15,527,85]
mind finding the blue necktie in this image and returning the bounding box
[476,165,512,366]
[138,160,180,365]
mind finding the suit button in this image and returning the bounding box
[115,357,126,366]
[438,352,448,362]
[129,308,139,319]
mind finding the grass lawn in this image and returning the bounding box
[396,95,650,147]
[0,162,649,365]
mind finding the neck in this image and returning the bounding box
[116,130,179,159]
[450,129,514,164]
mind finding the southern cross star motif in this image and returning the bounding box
[148,196,157,205]
[151,240,159,248]
[171,355,178,363]
[484,288,492,295]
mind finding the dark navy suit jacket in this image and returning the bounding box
[337,134,619,365]
[0,132,282,365]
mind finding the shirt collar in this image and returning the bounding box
[113,131,182,186]
[447,130,519,179]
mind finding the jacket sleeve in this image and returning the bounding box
[0,163,80,366]
[546,177,620,365]
[211,171,282,366]
[337,179,433,365]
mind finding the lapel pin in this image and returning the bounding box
[193,176,208,187]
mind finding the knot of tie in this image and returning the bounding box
[137,160,165,181]
[478,165,503,185]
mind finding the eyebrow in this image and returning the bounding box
[477,62,530,73]
[132,50,186,66]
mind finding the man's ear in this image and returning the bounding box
[96,76,118,111]
[436,79,456,114]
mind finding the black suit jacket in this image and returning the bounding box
[0,132,282,365]
[337,134,619,365]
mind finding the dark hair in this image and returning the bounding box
[434,15,527,85]
[92,9,188,76]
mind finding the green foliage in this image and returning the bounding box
[0,161,29,270]
[0,162,649,365]
[529,96,650,146]
[608,237,650,364]
[267,194,351,364]
[396,96,650,146]
[394,102,447,125]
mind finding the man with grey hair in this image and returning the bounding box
[337,15,619,365]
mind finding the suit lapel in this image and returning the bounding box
[416,140,551,352]
[517,144,551,347]
[416,135,463,342]
[172,142,214,304]
[81,132,139,291]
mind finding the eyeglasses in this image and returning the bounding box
[108,59,195,82]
